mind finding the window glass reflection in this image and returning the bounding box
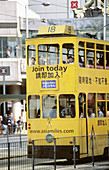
[42,95,57,118]
[59,94,75,118]
[38,44,60,65]
[27,45,36,66]
[62,43,74,64]
[28,95,40,119]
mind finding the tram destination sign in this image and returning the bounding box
[0,66,10,76]
[41,80,56,89]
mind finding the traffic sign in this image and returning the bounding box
[0,66,10,76]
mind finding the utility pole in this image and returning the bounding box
[104,0,106,40]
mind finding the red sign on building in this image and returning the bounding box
[0,66,10,76]
[71,1,78,8]
[0,68,7,74]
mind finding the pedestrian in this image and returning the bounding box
[7,46,11,57]
[30,57,36,66]
[17,116,23,133]
[2,114,8,135]
[0,116,3,135]
[7,114,12,135]
[98,106,104,117]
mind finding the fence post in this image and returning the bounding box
[7,127,9,143]
[8,142,10,170]
[73,136,76,168]
[54,138,56,170]
[91,135,94,167]
[19,131,22,148]
[32,140,34,170]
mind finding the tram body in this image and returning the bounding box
[26,25,109,159]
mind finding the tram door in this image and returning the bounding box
[79,93,88,154]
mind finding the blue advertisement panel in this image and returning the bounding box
[42,80,56,89]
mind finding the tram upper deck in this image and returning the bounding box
[26,25,109,94]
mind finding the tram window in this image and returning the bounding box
[59,94,75,118]
[86,42,94,49]
[79,93,86,118]
[78,41,84,47]
[96,44,104,50]
[107,93,109,100]
[38,44,60,65]
[87,93,96,118]
[87,50,95,68]
[106,45,109,51]
[107,102,109,117]
[27,45,36,66]
[97,93,105,100]
[97,93,105,117]
[106,52,109,69]
[97,102,105,117]
[42,95,57,118]
[106,94,109,117]
[78,49,85,67]
[62,43,74,64]
[28,95,40,119]
[96,51,104,69]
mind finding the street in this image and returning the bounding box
[0,134,109,170]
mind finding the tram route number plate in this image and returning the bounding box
[41,80,56,89]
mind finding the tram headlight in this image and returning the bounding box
[46,133,54,143]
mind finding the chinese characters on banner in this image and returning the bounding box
[69,0,80,18]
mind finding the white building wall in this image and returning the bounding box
[0,1,17,22]
[29,0,86,19]
[0,0,40,120]
[0,59,22,85]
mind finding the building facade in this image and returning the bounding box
[0,0,40,122]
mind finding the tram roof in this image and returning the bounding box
[27,25,109,43]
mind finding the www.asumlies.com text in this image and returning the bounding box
[30,129,74,133]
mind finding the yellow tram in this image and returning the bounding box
[26,25,109,159]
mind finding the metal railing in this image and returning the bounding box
[0,134,109,169]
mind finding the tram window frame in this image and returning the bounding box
[97,93,105,100]
[59,94,75,118]
[106,45,109,51]
[106,52,109,69]
[96,44,104,50]
[62,43,74,64]
[96,51,104,69]
[79,41,85,47]
[107,93,109,117]
[38,44,60,65]
[42,95,57,118]
[78,49,85,67]
[79,93,86,118]
[97,93,106,117]
[87,93,96,118]
[86,42,94,49]
[28,95,40,119]
[27,45,36,66]
[96,44,104,69]
[86,50,95,68]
